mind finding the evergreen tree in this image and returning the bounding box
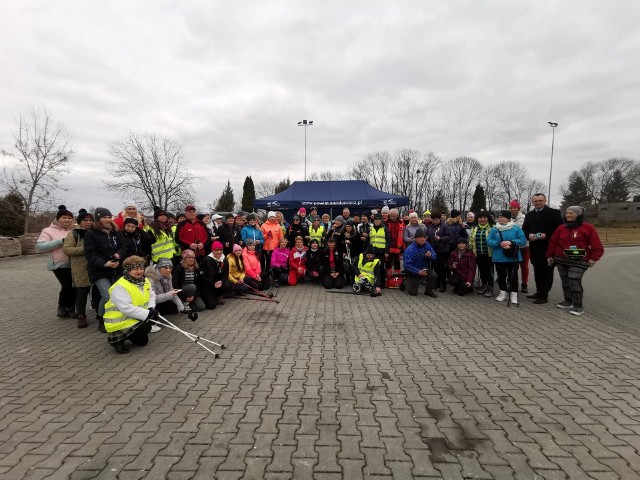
[469,184,486,213]
[214,180,235,211]
[561,173,591,210]
[0,193,26,237]
[241,176,256,212]
[601,169,630,203]
[431,190,448,215]
[274,177,291,194]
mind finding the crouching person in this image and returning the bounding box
[146,258,195,321]
[403,228,438,297]
[103,256,157,354]
[447,237,477,296]
[352,246,382,296]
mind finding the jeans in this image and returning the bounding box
[94,278,113,316]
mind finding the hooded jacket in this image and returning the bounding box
[84,222,125,282]
[63,227,91,287]
[145,265,184,310]
[37,220,72,270]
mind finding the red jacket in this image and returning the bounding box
[385,219,405,253]
[448,249,477,284]
[546,222,604,263]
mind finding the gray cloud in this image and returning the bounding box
[1,0,638,213]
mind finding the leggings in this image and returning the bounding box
[495,262,519,292]
[476,254,494,287]
[53,268,76,308]
[75,286,91,316]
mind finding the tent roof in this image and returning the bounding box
[254,180,409,210]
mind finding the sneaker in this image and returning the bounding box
[557,301,573,309]
[57,306,69,318]
[476,285,487,295]
[484,286,494,298]
[569,307,584,316]
[424,289,438,298]
[495,291,508,302]
[150,325,161,333]
[112,341,129,354]
[526,292,540,299]
[509,292,519,305]
[520,283,528,293]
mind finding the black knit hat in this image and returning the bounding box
[94,207,112,223]
[498,210,511,219]
[451,209,461,218]
[456,237,468,245]
[414,228,426,238]
[56,205,73,220]
[153,206,167,220]
[76,209,94,223]
[123,217,138,228]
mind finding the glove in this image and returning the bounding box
[147,308,159,320]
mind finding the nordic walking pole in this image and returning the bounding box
[243,282,280,303]
[156,315,226,348]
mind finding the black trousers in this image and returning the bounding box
[495,262,519,292]
[75,286,91,316]
[435,251,450,288]
[531,258,555,297]
[323,273,345,289]
[475,254,494,287]
[405,271,437,296]
[53,268,76,308]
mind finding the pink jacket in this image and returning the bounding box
[36,220,73,270]
[242,247,262,279]
[270,247,290,269]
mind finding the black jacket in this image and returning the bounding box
[200,254,229,288]
[307,248,323,273]
[217,224,240,256]
[83,224,125,283]
[522,206,563,257]
[172,263,202,295]
[118,228,154,262]
[321,248,344,275]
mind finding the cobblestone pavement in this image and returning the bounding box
[1,250,639,480]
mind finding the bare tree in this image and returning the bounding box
[442,157,483,212]
[389,148,422,204]
[522,178,547,211]
[569,158,639,205]
[1,107,73,234]
[414,151,441,212]
[481,165,504,211]
[255,180,277,198]
[491,161,529,208]
[348,151,391,191]
[104,132,193,212]
[307,170,345,181]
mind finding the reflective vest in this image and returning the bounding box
[308,225,325,245]
[369,226,387,249]
[172,225,182,256]
[103,277,151,333]
[357,254,379,284]
[146,227,175,262]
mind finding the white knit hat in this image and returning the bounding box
[267,211,277,218]
[381,206,390,213]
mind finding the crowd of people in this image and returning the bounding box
[36,194,605,354]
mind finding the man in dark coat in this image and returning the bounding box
[522,193,563,304]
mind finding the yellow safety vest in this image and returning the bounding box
[369,226,387,249]
[308,225,325,245]
[146,226,175,262]
[357,254,379,284]
[172,225,181,256]
[103,277,151,333]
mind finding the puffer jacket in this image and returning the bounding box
[227,254,246,284]
[62,228,91,287]
[447,248,477,284]
[242,247,262,279]
[83,223,125,283]
[487,222,527,263]
[270,247,290,269]
[261,220,283,251]
[145,265,184,310]
[36,220,72,270]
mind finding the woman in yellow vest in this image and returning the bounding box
[352,245,383,296]
[145,207,176,265]
[103,255,158,354]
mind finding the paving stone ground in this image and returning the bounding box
[1,251,639,480]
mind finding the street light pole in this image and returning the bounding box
[297,120,313,181]
[548,122,558,204]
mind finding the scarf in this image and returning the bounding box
[495,221,515,232]
[123,261,146,287]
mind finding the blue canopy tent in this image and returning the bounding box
[253,180,410,218]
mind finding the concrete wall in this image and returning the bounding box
[598,202,640,221]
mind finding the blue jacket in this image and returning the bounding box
[403,241,437,275]
[241,225,265,246]
[487,223,527,263]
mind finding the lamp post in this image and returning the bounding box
[298,119,313,180]
[548,122,558,204]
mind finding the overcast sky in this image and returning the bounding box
[1,1,638,213]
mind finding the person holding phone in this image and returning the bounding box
[84,207,125,332]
